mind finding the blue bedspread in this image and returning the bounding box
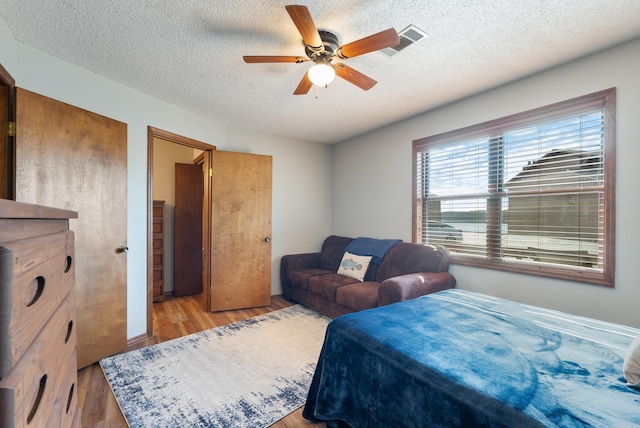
[303,289,640,427]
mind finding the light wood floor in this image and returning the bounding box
[76,293,326,427]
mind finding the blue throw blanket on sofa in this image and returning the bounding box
[344,237,401,265]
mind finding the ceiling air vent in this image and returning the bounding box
[380,25,428,57]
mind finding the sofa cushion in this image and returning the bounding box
[320,235,354,271]
[309,274,359,300]
[336,282,379,311]
[375,243,450,282]
[287,269,333,291]
[337,252,372,282]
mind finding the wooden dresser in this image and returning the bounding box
[0,199,80,428]
[152,200,165,302]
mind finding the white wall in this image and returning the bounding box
[0,17,16,75]
[0,21,333,340]
[333,38,640,328]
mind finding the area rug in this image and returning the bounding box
[100,305,330,428]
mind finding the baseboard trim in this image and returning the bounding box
[127,333,149,349]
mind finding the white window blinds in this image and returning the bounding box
[413,88,616,286]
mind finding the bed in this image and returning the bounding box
[303,289,640,427]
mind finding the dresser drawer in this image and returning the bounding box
[71,407,81,428]
[152,251,163,266]
[153,266,163,281]
[153,280,164,297]
[0,231,74,377]
[0,292,77,427]
[153,218,163,234]
[56,352,78,427]
[52,351,80,428]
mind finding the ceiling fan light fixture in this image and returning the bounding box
[244,6,400,95]
[308,63,335,87]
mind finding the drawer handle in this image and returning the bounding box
[66,383,75,414]
[27,374,47,424]
[26,276,45,307]
[65,320,74,344]
[64,255,73,273]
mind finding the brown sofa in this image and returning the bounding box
[280,235,456,318]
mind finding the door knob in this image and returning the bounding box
[264,237,271,242]
[116,245,129,253]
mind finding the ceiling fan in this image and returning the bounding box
[243,5,400,95]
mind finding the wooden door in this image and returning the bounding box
[174,162,203,296]
[0,80,9,198]
[15,88,127,368]
[0,63,15,199]
[210,151,272,311]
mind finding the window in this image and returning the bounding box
[413,88,616,286]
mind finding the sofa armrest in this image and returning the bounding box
[281,252,321,271]
[280,252,322,283]
[378,272,456,306]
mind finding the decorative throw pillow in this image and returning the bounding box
[337,252,372,282]
[624,333,640,387]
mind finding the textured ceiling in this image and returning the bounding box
[1,1,639,144]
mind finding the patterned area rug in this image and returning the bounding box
[100,305,330,427]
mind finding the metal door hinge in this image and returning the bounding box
[209,168,213,177]
[2,121,15,137]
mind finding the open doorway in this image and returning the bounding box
[0,62,15,200]
[146,127,215,337]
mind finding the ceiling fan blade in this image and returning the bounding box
[336,28,399,59]
[294,72,313,95]
[334,63,377,91]
[285,5,323,50]
[243,55,308,63]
